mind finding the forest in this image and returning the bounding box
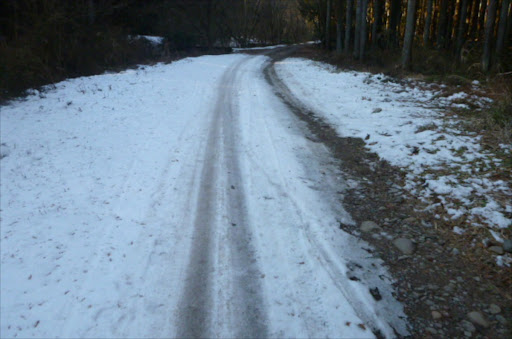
[0,0,511,99]
[302,0,511,72]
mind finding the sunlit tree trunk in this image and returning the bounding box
[478,0,488,38]
[468,0,480,39]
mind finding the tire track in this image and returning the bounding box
[176,56,267,338]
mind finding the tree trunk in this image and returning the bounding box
[337,0,344,53]
[468,0,481,39]
[402,0,418,68]
[437,0,449,47]
[345,0,354,52]
[496,0,510,59]
[482,0,498,71]
[478,0,488,38]
[354,0,362,57]
[326,0,333,49]
[507,4,512,47]
[423,0,434,44]
[445,0,456,48]
[88,0,95,25]
[389,0,402,47]
[372,0,383,47]
[456,0,470,60]
[359,0,369,59]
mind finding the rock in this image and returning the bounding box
[503,239,512,253]
[372,108,382,113]
[393,238,416,255]
[461,320,476,333]
[467,311,490,328]
[488,246,504,255]
[432,311,442,320]
[496,315,507,325]
[360,221,380,232]
[488,304,501,314]
[451,248,460,255]
[425,327,437,334]
[369,287,382,301]
[402,217,416,224]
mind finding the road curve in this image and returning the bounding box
[173,51,407,338]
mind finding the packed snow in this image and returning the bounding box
[276,58,511,236]
[1,54,407,337]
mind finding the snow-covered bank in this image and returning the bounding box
[276,59,511,243]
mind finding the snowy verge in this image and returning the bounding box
[275,58,511,249]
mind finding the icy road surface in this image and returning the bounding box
[1,53,407,338]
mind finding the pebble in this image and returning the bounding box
[360,221,380,232]
[488,304,501,314]
[496,315,507,325]
[467,311,490,328]
[488,246,504,255]
[425,327,437,334]
[432,311,442,320]
[461,320,476,333]
[372,108,383,113]
[451,248,460,255]
[393,238,416,255]
[503,239,512,253]
[402,217,416,224]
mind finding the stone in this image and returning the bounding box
[425,327,437,334]
[467,311,490,328]
[461,320,476,333]
[393,238,416,255]
[432,311,442,320]
[369,287,382,301]
[360,221,380,232]
[372,108,382,113]
[496,315,507,325]
[402,217,416,224]
[489,246,504,255]
[503,239,512,253]
[488,304,501,314]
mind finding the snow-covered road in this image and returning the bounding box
[1,52,407,338]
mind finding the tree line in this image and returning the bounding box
[0,0,310,99]
[299,0,511,71]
